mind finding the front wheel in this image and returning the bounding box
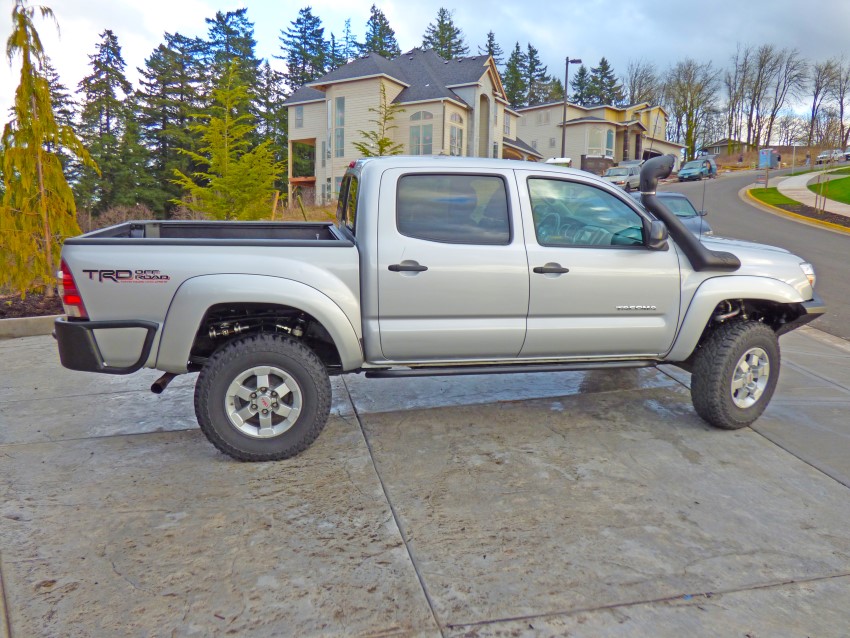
[690,321,780,430]
[194,334,332,461]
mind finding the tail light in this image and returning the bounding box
[59,260,88,318]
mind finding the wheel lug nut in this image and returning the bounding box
[250,404,257,410]
[260,387,268,392]
[272,402,279,408]
[262,409,269,415]
[250,392,257,399]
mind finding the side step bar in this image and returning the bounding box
[364,360,657,379]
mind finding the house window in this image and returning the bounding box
[396,174,510,245]
[588,127,604,156]
[449,113,464,156]
[321,141,326,167]
[503,116,511,136]
[531,140,538,150]
[295,106,303,128]
[334,97,345,157]
[536,111,550,125]
[493,142,498,158]
[606,129,614,158]
[410,111,434,155]
[549,137,556,148]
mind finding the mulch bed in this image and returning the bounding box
[775,203,850,228]
[0,292,64,319]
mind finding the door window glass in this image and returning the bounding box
[397,174,510,245]
[528,178,644,247]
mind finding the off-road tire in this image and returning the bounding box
[194,334,331,461]
[691,321,780,430]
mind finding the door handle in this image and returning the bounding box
[533,264,570,274]
[388,263,428,272]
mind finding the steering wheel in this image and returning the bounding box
[574,225,614,246]
[536,213,561,242]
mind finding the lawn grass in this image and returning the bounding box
[807,175,850,205]
[748,187,800,207]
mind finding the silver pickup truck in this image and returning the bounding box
[55,155,824,461]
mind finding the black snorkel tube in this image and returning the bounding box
[640,155,740,272]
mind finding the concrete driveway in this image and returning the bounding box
[2,329,850,636]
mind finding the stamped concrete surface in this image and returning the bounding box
[2,329,850,636]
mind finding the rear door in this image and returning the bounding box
[517,171,682,358]
[376,168,529,362]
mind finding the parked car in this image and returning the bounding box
[815,150,844,164]
[601,165,641,191]
[629,191,713,235]
[845,147,850,161]
[678,157,717,181]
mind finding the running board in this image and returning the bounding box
[364,360,657,379]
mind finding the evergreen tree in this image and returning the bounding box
[278,7,327,91]
[502,42,527,107]
[327,33,347,71]
[342,18,359,62]
[256,60,288,180]
[43,59,74,133]
[524,44,550,106]
[75,29,133,215]
[587,57,624,105]
[135,32,205,214]
[422,7,468,60]
[479,31,503,67]
[111,105,160,210]
[361,4,400,58]
[172,61,283,220]
[353,82,405,156]
[542,77,565,102]
[1,0,97,296]
[202,8,261,93]
[570,64,592,105]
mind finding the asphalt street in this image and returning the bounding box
[661,168,850,341]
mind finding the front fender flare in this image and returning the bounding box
[665,276,806,361]
[155,274,363,373]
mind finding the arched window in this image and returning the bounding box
[450,113,463,124]
[449,113,464,156]
[410,111,433,154]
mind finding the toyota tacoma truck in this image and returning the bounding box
[54,155,825,461]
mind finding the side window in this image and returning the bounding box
[397,174,510,245]
[335,174,358,234]
[528,178,645,247]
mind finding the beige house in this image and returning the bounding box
[516,101,684,173]
[283,48,541,206]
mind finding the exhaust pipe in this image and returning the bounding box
[640,155,740,272]
[151,372,178,394]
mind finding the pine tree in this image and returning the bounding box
[479,31,503,67]
[361,4,400,59]
[422,7,468,60]
[524,44,550,106]
[353,82,405,156]
[74,29,133,215]
[587,57,624,106]
[135,32,205,214]
[278,7,327,91]
[172,61,283,220]
[256,60,288,176]
[202,8,261,95]
[1,0,97,296]
[342,18,359,62]
[502,42,528,107]
[570,64,592,106]
[542,77,564,102]
[327,33,347,71]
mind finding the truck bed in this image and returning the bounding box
[67,220,347,246]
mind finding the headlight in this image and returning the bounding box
[800,262,816,288]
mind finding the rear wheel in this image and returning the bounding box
[691,321,779,430]
[194,334,331,461]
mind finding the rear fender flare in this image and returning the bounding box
[156,274,363,372]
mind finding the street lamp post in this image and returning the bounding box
[561,57,582,158]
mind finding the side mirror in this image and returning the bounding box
[647,220,669,250]
[699,209,708,217]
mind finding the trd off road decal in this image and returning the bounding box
[82,269,171,283]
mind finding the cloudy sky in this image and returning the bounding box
[2,0,849,114]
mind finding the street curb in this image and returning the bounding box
[742,188,850,236]
[0,552,11,638]
[0,315,61,340]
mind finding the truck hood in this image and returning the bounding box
[700,235,790,254]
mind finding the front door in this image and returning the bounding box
[376,169,529,362]
[517,172,681,358]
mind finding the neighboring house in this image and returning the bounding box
[701,138,753,157]
[283,48,541,206]
[515,101,684,174]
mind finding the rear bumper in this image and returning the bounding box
[776,292,827,337]
[54,317,158,374]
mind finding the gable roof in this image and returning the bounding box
[286,48,497,109]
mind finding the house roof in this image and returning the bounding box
[282,86,326,106]
[287,48,497,109]
[503,136,543,158]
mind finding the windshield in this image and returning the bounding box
[661,197,699,217]
[604,168,629,176]
[682,161,704,170]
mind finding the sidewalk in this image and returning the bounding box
[776,169,850,218]
[1,328,850,635]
